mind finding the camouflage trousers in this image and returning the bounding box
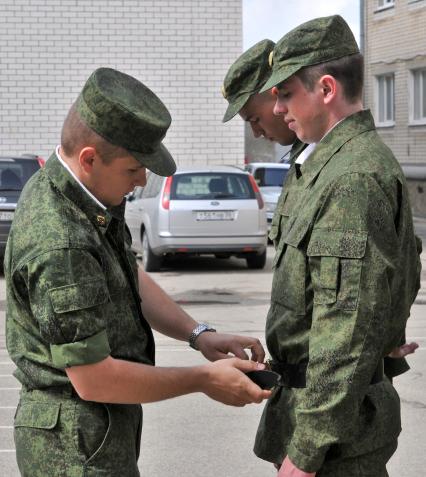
[316,439,398,477]
[14,388,143,477]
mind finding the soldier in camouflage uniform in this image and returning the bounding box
[222,40,418,374]
[5,67,271,477]
[250,16,422,477]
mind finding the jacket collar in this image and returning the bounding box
[43,152,125,235]
[298,110,376,189]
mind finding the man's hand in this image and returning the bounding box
[201,358,271,406]
[195,331,265,362]
[277,457,316,477]
[388,341,419,358]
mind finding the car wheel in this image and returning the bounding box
[142,231,162,272]
[246,249,266,270]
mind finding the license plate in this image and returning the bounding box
[0,211,14,221]
[196,210,235,221]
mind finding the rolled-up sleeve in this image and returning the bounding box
[50,329,111,368]
[22,248,112,368]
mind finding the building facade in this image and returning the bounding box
[0,0,244,167]
[362,0,426,165]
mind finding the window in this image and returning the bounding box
[376,74,395,126]
[170,173,255,200]
[253,167,288,187]
[411,68,426,124]
[378,0,394,7]
[0,159,40,191]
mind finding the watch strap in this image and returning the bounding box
[189,323,216,350]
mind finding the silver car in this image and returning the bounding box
[245,162,290,230]
[125,166,267,271]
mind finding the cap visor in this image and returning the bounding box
[222,92,252,123]
[260,64,302,93]
[131,143,176,177]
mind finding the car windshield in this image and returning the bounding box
[170,173,255,200]
[0,159,39,191]
[254,167,288,187]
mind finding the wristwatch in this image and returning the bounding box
[188,323,216,350]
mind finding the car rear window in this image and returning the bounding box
[170,173,255,200]
[254,167,288,187]
[0,159,40,191]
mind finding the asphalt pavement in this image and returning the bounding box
[0,219,425,476]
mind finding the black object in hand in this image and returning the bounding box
[246,370,281,389]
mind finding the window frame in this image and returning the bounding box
[409,67,426,126]
[377,0,395,10]
[375,73,395,127]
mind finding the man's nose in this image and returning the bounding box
[273,99,286,116]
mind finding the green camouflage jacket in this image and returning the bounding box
[255,110,421,472]
[5,153,155,391]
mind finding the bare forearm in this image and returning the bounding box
[137,267,266,364]
[67,356,203,404]
[138,267,197,340]
[66,356,272,406]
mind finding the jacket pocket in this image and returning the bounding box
[270,217,311,314]
[14,401,64,476]
[307,229,367,310]
[343,381,401,457]
[76,402,111,466]
[269,191,288,246]
[49,278,109,313]
[15,401,61,429]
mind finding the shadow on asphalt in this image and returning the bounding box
[138,247,275,274]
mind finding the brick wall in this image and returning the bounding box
[0,0,244,167]
[363,0,426,164]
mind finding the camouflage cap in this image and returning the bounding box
[76,67,176,176]
[222,39,275,123]
[260,15,359,93]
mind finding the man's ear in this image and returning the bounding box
[78,147,97,174]
[319,75,337,104]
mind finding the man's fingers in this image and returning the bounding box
[388,341,419,358]
[405,342,419,352]
[231,357,266,373]
[204,359,272,406]
[245,339,265,363]
[205,350,232,361]
[221,336,265,362]
[196,333,265,362]
[229,346,250,360]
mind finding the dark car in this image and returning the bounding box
[0,155,45,260]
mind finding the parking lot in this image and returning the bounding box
[1,236,425,476]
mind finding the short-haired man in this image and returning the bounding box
[5,67,271,476]
[222,39,306,253]
[222,39,418,373]
[251,16,422,477]
[222,39,304,159]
